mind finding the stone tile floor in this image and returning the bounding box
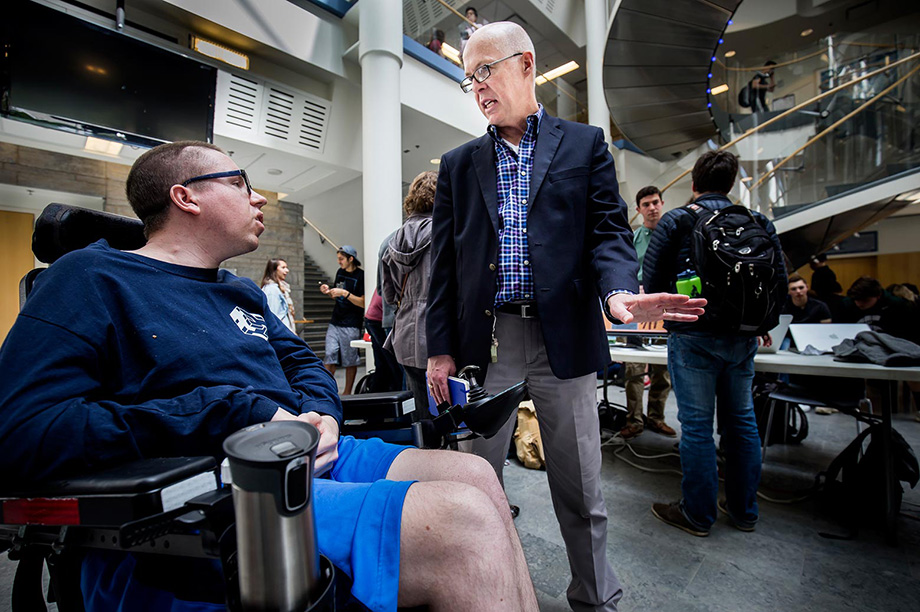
[3,370,918,611]
[511,383,920,612]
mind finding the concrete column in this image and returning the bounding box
[359,0,403,299]
[585,0,610,142]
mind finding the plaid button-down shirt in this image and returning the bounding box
[489,105,543,308]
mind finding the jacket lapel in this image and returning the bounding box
[472,135,500,235]
[528,115,563,211]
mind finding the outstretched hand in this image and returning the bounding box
[606,292,706,324]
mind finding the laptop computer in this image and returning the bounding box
[757,314,793,353]
[789,323,871,354]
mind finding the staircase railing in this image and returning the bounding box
[302,216,339,251]
[640,48,920,227]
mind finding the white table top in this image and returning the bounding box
[608,345,920,382]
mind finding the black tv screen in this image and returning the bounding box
[2,0,216,146]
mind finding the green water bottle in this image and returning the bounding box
[676,270,702,298]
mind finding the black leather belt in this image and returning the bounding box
[497,302,538,318]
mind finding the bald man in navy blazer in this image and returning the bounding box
[426,22,704,612]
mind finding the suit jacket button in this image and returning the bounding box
[489,263,496,271]
[485,310,492,317]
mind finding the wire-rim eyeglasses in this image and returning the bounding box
[460,52,523,93]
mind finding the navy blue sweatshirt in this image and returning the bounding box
[0,241,341,485]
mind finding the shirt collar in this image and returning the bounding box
[487,104,544,144]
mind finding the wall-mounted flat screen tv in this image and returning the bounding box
[2,0,216,147]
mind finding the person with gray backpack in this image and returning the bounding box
[643,150,787,536]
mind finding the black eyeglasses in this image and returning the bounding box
[181,169,252,195]
[460,52,523,93]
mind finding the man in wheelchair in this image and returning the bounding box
[0,141,538,611]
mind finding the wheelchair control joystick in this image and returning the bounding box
[420,365,528,447]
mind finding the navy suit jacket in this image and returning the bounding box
[426,114,639,379]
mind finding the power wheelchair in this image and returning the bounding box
[0,204,527,612]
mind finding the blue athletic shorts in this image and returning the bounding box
[81,436,413,612]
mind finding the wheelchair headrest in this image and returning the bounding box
[33,203,146,264]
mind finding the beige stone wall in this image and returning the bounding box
[0,142,304,318]
[224,192,305,320]
[0,142,133,217]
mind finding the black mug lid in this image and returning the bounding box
[223,421,320,469]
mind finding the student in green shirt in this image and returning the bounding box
[621,186,676,440]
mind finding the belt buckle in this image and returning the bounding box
[520,303,535,319]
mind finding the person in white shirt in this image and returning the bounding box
[261,258,296,333]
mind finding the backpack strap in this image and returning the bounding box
[819,424,876,486]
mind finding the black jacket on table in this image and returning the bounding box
[643,192,786,334]
[426,113,639,380]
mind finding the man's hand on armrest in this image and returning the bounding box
[271,409,340,476]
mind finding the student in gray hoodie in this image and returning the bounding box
[382,171,437,414]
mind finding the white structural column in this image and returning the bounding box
[556,79,577,123]
[359,0,403,298]
[585,0,610,142]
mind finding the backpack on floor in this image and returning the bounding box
[686,202,783,335]
[816,423,919,537]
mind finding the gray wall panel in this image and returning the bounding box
[603,66,710,88]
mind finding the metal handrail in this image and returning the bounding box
[302,216,339,251]
[658,49,920,195]
[745,63,920,195]
[716,41,917,72]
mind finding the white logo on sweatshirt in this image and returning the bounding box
[230,306,269,340]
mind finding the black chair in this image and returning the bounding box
[760,382,878,463]
[2,203,526,611]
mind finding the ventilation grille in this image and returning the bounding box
[214,70,330,155]
[223,75,260,130]
[403,0,463,38]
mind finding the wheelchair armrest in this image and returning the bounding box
[0,457,219,528]
[340,390,414,420]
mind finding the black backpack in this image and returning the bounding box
[738,83,752,108]
[685,202,783,335]
[817,422,919,538]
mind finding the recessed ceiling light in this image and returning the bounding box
[535,61,579,85]
[267,168,283,176]
[430,158,441,165]
[277,192,289,200]
[724,50,736,58]
[801,28,814,37]
[441,43,461,66]
[192,36,249,70]
[710,84,729,95]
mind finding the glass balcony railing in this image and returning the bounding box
[703,34,920,220]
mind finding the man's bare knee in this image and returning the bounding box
[398,481,520,608]
[452,453,509,510]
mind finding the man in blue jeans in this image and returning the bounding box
[642,151,786,536]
